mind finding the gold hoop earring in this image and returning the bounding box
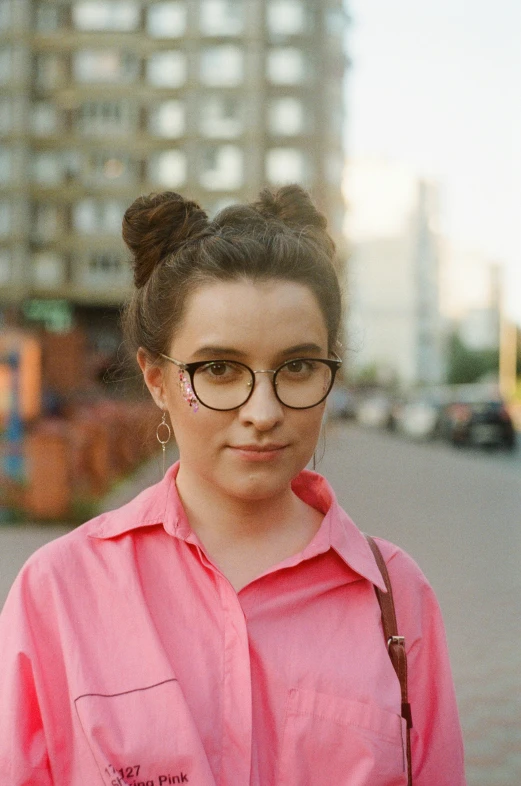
[156,411,171,477]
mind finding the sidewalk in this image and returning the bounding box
[99,444,178,512]
[0,446,178,608]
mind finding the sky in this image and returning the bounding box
[344,0,521,323]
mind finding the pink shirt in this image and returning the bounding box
[0,464,465,785]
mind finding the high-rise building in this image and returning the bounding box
[0,0,348,314]
[345,159,445,387]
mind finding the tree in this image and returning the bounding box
[446,332,499,385]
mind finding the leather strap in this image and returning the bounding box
[366,535,413,786]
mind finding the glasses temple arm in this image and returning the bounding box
[158,353,188,370]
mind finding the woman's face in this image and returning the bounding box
[140,278,330,504]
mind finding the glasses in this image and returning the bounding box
[159,353,342,411]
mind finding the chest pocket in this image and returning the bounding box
[75,678,215,786]
[277,688,408,786]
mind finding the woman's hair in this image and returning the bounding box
[121,185,342,359]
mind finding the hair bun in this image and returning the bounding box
[122,192,209,288]
[253,185,328,231]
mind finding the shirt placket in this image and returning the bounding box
[218,577,253,786]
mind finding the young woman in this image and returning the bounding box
[0,186,466,785]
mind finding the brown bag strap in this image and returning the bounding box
[366,535,413,786]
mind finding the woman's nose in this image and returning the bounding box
[238,373,284,429]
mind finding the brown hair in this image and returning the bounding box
[121,185,342,359]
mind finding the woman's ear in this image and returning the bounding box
[137,348,165,410]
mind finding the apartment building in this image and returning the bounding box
[0,0,348,314]
[345,160,445,387]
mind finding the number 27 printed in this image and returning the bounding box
[106,763,141,779]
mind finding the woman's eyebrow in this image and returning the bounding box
[191,346,246,359]
[280,343,325,357]
[190,342,325,361]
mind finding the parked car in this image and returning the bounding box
[356,393,395,429]
[393,388,450,440]
[326,387,357,420]
[438,384,516,450]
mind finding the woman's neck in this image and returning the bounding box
[174,467,323,590]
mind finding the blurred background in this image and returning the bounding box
[0,1,519,784]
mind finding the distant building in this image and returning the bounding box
[0,0,347,317]
[458,307,499,351]
[345,159,444,387]
[440,244,501,351]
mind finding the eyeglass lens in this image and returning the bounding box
[192,359,334,410]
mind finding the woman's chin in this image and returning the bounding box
[217,464,301,504]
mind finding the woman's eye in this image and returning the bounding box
[207,362,229,377]
[200,362,243,381]
[285,360,310,373]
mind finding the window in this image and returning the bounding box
[148,150,186,187]
[73,1,140,31]
[81,252,130,287]
[0,1,12,31]
[32,152,62,186]
[200,1,243,36]
[33,252,65,288]
[266,47,305,84]
[148,100,185,138]
[208,197,236,217]
[0,201,11,237]
[0,249,10,285]
[74,50,138,83]
[200,145,243,190]
[32,203,59,243]
[325,8,346,36]
[147,51,187,88]
[268,97,304,136]
[0,98,12,133]
[34,53,66,89]
[266,0,305,35]
[267,0,305,35]
[199,95,242,138]
[325,152,344,186]
[63,151,82,181]
[35,3,66,31]
[0,47,12,85]
[147,2,186,38]
[76,101,134,136]
[266,147,306,184]
[73,199,126,235]
[31,152,79,187]
[83,154,136,185]
[0,146,11,184]
[31,102,59,136]
[200,46,243,86]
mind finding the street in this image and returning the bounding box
[1,424,520,785]
[320,422,521,786]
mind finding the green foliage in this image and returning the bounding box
[447,332,499,385]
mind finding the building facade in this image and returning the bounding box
[0,0,347,311]
[345,160,444,387]
[440,243,501,352]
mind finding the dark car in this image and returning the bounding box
[439,385,516,450]
[326,387,357,420]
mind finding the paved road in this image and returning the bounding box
[320,422,521,786]
[1,427,519,785]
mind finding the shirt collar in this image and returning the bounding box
[291,470,387,591]
[88,462,386,592]
[87,462,184,541]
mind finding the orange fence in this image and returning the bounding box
[21,400,159,521]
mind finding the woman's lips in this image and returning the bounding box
[228,444,288,461]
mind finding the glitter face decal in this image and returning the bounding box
[178,371,199,412]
